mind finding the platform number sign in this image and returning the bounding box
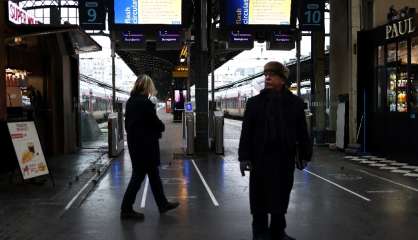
[299,0,324,31]
[79,0,105,30]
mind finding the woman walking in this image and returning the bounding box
[121,74,179,220]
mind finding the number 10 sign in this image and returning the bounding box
[299,0,324,31]
[79,0,106,30]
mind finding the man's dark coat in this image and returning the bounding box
[125,94,165,170]
[239,88,312,214]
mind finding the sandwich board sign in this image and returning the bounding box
[7,121,49,179]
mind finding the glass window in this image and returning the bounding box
[410,70,418,113]
[44,9,50,18]
[61,9,68,18]
[398,41,408,64]
[398,71,408,112]
[377,46,384,66]
[387,43,397,63]
[386,67,407,112]
[68,8,77,18]
[412,37,418,64]
[387,67,397,112]
[411,37,418,113]
[376,67,385,111]
[35,9,44,18]
[27,9,35,18]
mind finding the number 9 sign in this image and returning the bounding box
[79,0,105,30]
[87,8,97,22]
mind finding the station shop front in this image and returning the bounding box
[358,14,418,163]
[0,3,101,173]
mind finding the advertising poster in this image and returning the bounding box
[225,0,291,26]
[114,0,182,25]
[7,122,49,180]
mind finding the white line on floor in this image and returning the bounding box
[63,172,98,212]
[140,177,149,208]
[303,169,371,202]
[357,169,418,192]
[191,160,220,207]
[366,190,397,194]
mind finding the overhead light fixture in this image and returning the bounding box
[14,37,23,45]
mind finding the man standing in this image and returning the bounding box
[239,62,312,240]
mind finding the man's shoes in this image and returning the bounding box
[159,201,180,213]
[120,210,145,220]
[280,232,295,240]
[253,232,271,240]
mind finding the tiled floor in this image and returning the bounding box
[343,155,418,179]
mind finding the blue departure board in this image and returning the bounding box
[114,0,182,25]
[224,0,291,26]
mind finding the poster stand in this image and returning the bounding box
[6,121,55,187]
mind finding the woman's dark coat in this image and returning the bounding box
[125,94,165,171]
[238,88,312,214]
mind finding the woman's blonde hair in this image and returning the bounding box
[130,74,157,97]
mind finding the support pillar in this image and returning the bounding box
[0,2,7,121]
[192,0,209,152]
[192,48,209,152]
[348,0,361,144]
[296,31,301,97]
[111,37,116,111]
[329,0,350,132]
[311,30,327,143]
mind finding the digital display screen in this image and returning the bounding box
[122,31,144,43]
[158,30,181,42]
[229,31,253,42]
[267,30,295,50]
[272,31,292,43]
[227,31,254,50]
[224,0,291,26]
[114,0,182,25]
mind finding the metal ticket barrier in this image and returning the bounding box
[305,111,312,137]
[184,111,194,155]
[213,111,224,154]
[108,106,125,157]
[184,102,194,155]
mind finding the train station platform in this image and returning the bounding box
[1,110,418,240]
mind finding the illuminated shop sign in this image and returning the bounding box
[223,0,291,26]
[385,16,416,40]
[8,1,40,25]
[113,0,182,25]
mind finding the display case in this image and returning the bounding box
[5,69,25,107]
[411,37,418,113]
[378,39,414,113]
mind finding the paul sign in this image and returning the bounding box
[386,17,416,40]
